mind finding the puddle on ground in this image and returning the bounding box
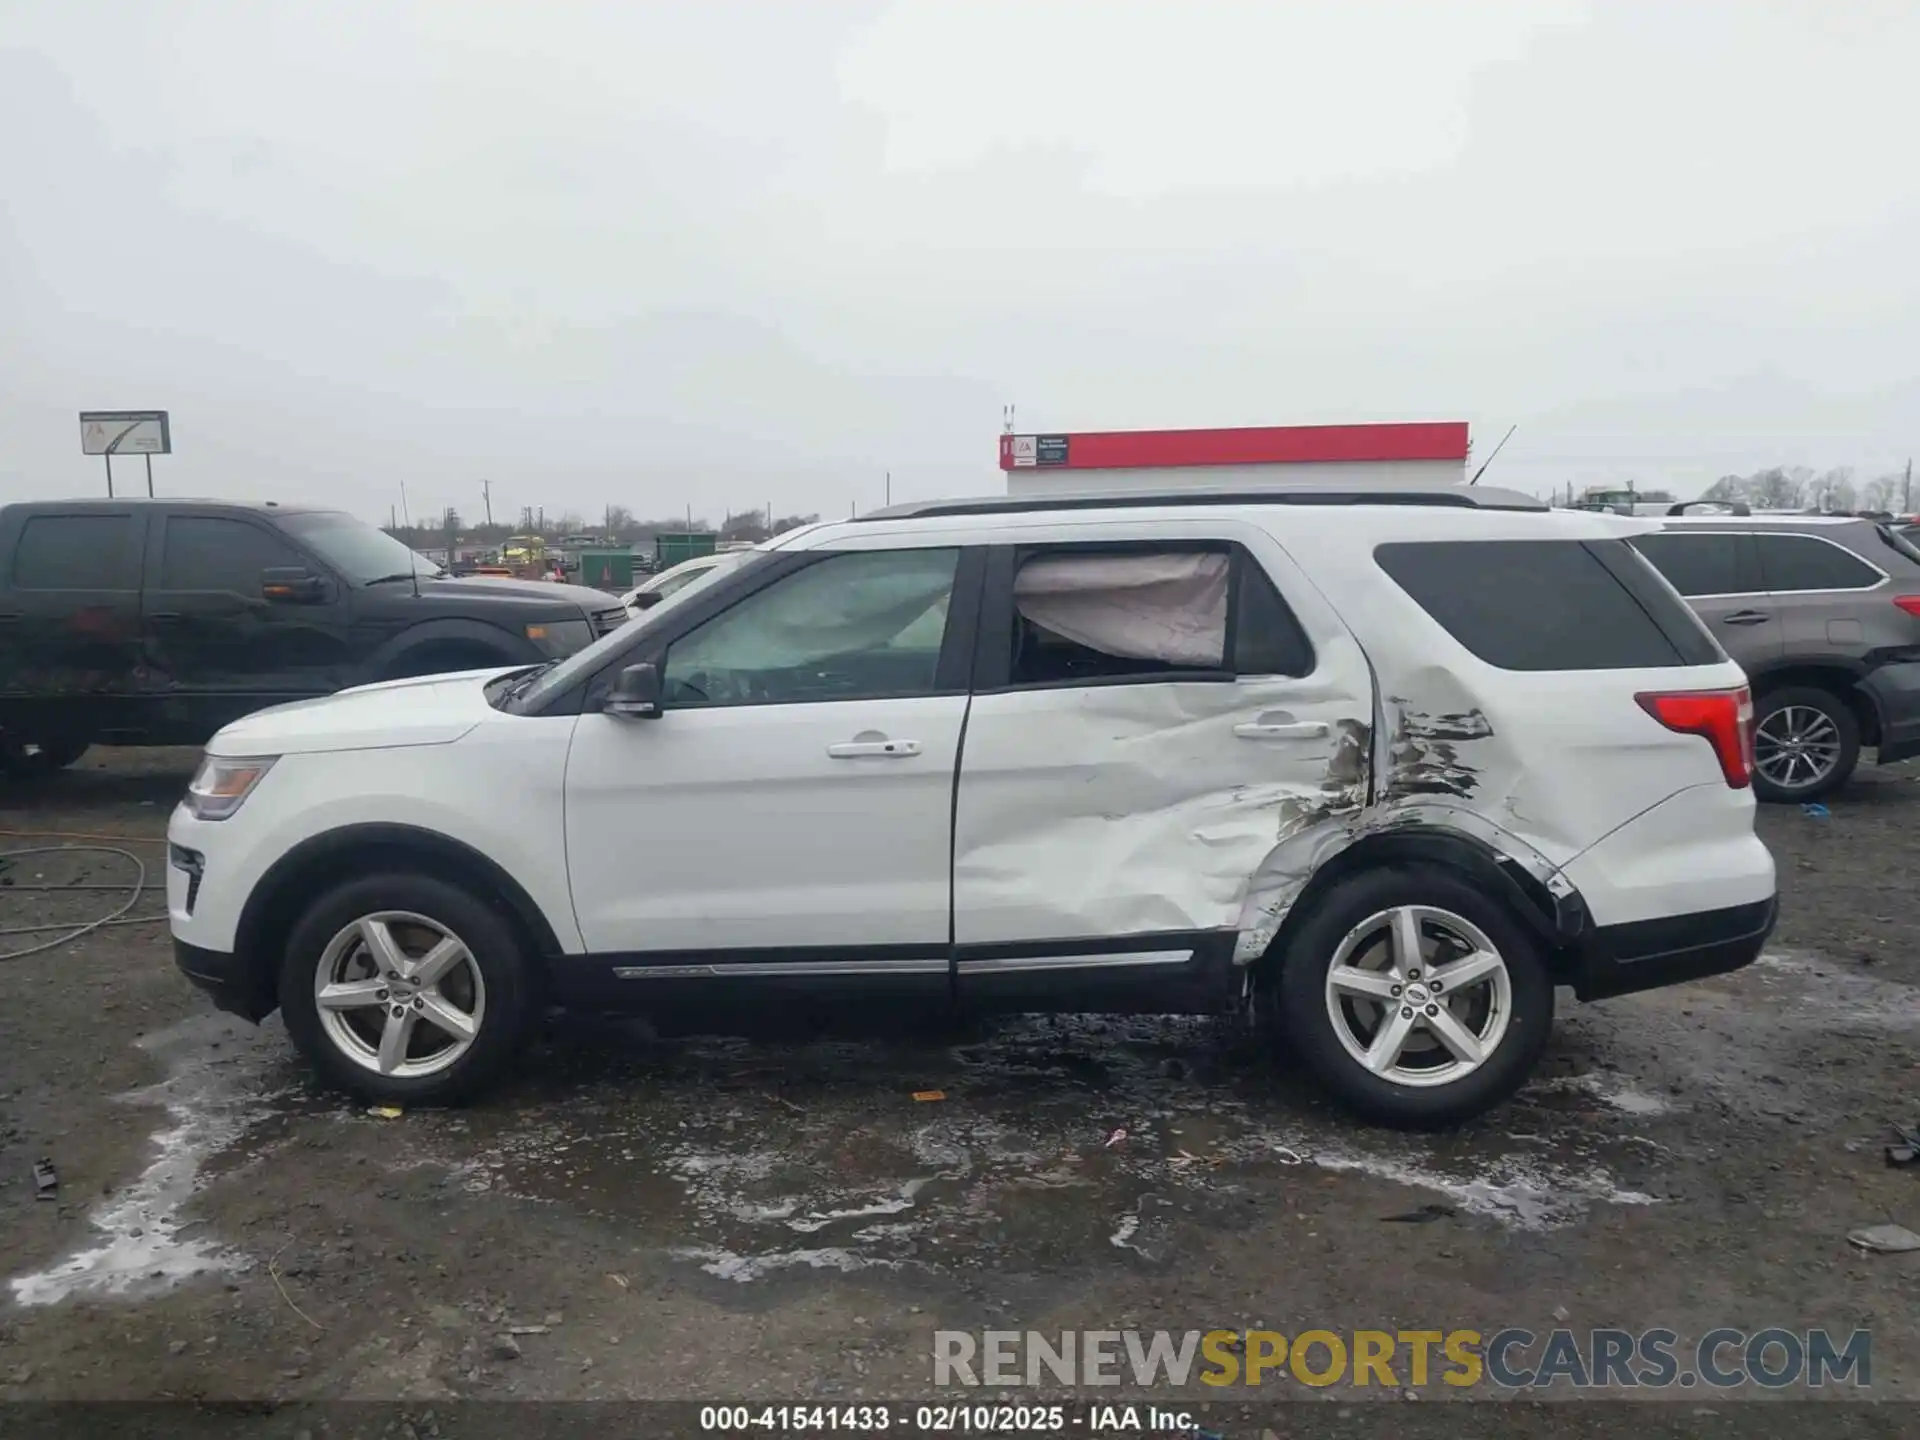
[9,1014,280,1306]
[387,1010,1678,1283]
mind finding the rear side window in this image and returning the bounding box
[1629,531,1746,597]
[1752,533,1883,592]
[11,514,139,591]
[158,517,305,594]
[1375,539,1720,671]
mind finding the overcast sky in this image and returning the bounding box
[3,0,1917,524]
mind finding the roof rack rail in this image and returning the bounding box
[1666,500,1751,516]
[858,484,1546,522]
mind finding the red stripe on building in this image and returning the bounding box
[999,422,1470,471]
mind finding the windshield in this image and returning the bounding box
[507,549,776,713]
[276,511,445,583]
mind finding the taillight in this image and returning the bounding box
[1893,596,1920,617]
[1635,686,1753,789]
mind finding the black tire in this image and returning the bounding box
[278,871,540,1105]
[0,734,90,777]
[1268,864,1554,1129]
[1750,685,1859,804]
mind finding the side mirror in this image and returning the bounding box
[605,662,663,719]
[261,567,325,603]
[631,589,665,610]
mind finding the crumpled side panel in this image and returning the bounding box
[951,678,1368,945]
[1231,671,1573,963]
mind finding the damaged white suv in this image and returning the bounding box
[169,485,1776,1127]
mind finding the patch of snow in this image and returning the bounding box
[10,1016,272,1306]
[669,1245,901,1283]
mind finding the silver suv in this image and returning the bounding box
[1630,513,1920,802]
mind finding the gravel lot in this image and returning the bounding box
[0,748,1915,1431]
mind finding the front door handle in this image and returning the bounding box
[1234,721,1330,740]
[827,738,922,759]
[1722,610,1771,626]
[147,611,183,624]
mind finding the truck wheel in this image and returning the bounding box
[1267,864,1554,1129]
[0,734,91,777]
[382,645,512,681]
[278,872,540,1105]
[1751,685,1858,803]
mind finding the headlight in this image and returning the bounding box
[523,619,593,657]
[185,755,277,821]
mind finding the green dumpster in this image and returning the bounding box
[579,549,636,591]
[654,532,718,570]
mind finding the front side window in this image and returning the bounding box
[158,517,305,594]
[662,547,959,707]
[273,511,443,584]
[1751,533,1883,592]
[12,515,139,590]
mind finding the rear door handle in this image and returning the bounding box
[0,613,19,623]
[1234,721,1329,740]
[147,612,183,624]
[1722,610,1771,626]
[827,739,922,759]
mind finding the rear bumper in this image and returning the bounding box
[1572,894,1777,1001]
[174,938,273,1022]
[1861,660,1920,764]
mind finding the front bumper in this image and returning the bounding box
[1573,894,1777,1001]
[1861,660,1920,765]
[174,938,273,1022]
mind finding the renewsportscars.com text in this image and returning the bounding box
[932,1327,1871,1390]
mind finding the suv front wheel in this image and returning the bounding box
[279,873,540,1105]
[1269,864,1554,1128]
[1750,685,1859,803]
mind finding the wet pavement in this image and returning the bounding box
[0,748,1916,1415]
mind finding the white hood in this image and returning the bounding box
[207,668,514,758]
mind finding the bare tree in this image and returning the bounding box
[1861,474,1900,512]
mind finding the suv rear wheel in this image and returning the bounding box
[278,873,539,1105]
[1750,685,1859,803]
[1270,864,1554,1128]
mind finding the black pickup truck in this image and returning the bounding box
[0,498,630,773]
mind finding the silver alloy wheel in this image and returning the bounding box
[1323,905,1512,1089]
[313,912,487,1078]
[1753,705,1842,790]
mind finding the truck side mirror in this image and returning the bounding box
[261,567,325,603]
[604,663,663,719]
[632,590,665,610]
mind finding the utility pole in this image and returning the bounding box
[1905,458,1913,513]
[885,471,891,506]
[481,479,493,526]
[399,482,411,529]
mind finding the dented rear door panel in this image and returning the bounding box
[951,524,1374,1006]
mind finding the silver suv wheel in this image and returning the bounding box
[314,911,487,1078]
[1323,905,1513,1089]
[1753,704,1843,791]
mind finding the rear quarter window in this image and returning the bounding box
[1374,538,1723,672]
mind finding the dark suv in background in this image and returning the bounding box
[1630,513,1920,801]
[0,498,629,773]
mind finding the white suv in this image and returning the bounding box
[168,485,1776,1127]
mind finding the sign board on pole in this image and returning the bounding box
[79,411,171,456]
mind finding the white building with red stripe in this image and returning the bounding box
[998,422,1470,494]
